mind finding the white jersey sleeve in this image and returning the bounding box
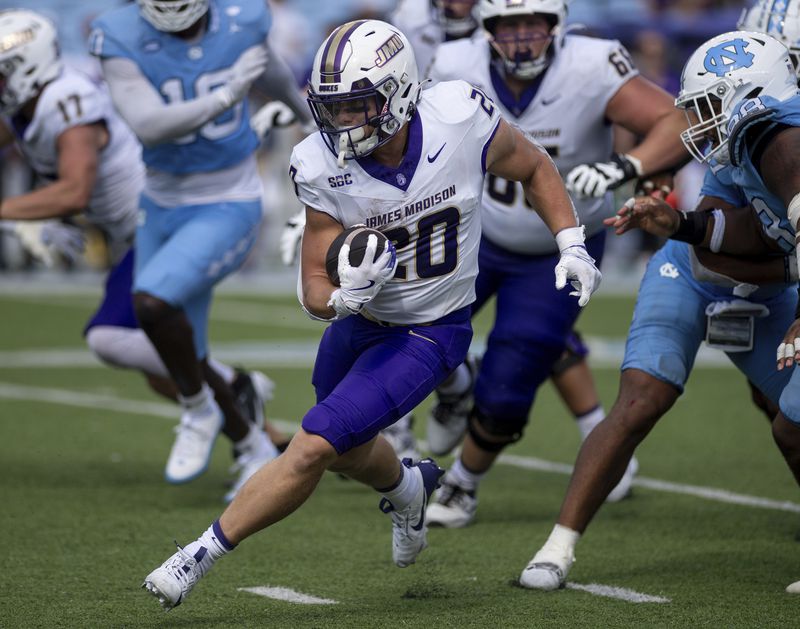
[16,68,142,259]
[288,80,500,324]
[580,37,639,109]
[427,37,473,84]
[390,0,443,80]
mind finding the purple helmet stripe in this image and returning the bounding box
[319,19,367,83]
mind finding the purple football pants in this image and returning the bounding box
[303,306,473,453]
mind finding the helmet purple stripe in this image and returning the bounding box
[319,19,367,83]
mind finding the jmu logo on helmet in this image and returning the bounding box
[703,38,755,77]
[374,33,404,68]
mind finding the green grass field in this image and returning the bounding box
[1,285,798,628]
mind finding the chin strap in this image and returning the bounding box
[337,133,348,169]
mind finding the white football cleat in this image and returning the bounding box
[519,545,575,591]
[426,355,480,456]
[605,455,639,503]
[425,478,477,528]
[380,458,444,567]
[381,413,421,462]
[232,369,275,427]
[142,543,212,610]
[224,429,279,503]
[165,401,223,484]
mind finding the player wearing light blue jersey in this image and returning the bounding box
[89,0,312,496]
[522,30,800,593]
[139,20,601,611]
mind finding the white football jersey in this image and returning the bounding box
[430,34,638,254]
[291,80,500,324]
[12,67,143,258]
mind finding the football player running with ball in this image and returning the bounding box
[523,29,800,592]
[421,0,689,528]
[141,19,600,610]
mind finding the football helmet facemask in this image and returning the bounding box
[738,0,800,79]
[0,10,62,116]
[308,20,421,167]
[431,0,479,38]
[479,0,567,80]
[137,0,209,33]
[676,30,797,164]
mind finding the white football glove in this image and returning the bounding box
[279,209,306,266]
[565,153,643,199]
[328,235,397,317]
[554,226,602,307]
[215,44,269,109]
[10,220,85,267]
[251,101,297,139]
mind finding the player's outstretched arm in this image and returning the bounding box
[485,120,601,306]
[565,77,689,198]
[0,124,105,221]
[101,46,267,146]
[606,76,690,179]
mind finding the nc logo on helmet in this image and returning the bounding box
[703,38,755,77]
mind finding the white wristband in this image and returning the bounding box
[788,192,800,231]
[555,225,586,253]
[623,153,644,177]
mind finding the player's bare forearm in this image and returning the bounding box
[486,121,576,235]
[302,269,338,319]
[626,108,689,176]
[0,179,89,220]
[606,76,689,175]
[300,208,343,319]
[521,156,577,236]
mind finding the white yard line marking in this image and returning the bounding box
[566,582,670,603]
[0,339,735,370]
[1,293,318,331]
[238,586,337,605]
[0,381,797,514]
[0,382,298,434]
[497,453,800,514]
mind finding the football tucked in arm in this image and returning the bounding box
[325,226,388,286]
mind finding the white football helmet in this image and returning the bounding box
[676,31,797,164]
[479,0,567,79]
[432,0,479,38]
[0,10,62,116]
[738,0,800,78]
[307,20,421,167]
[137,0,209,33]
